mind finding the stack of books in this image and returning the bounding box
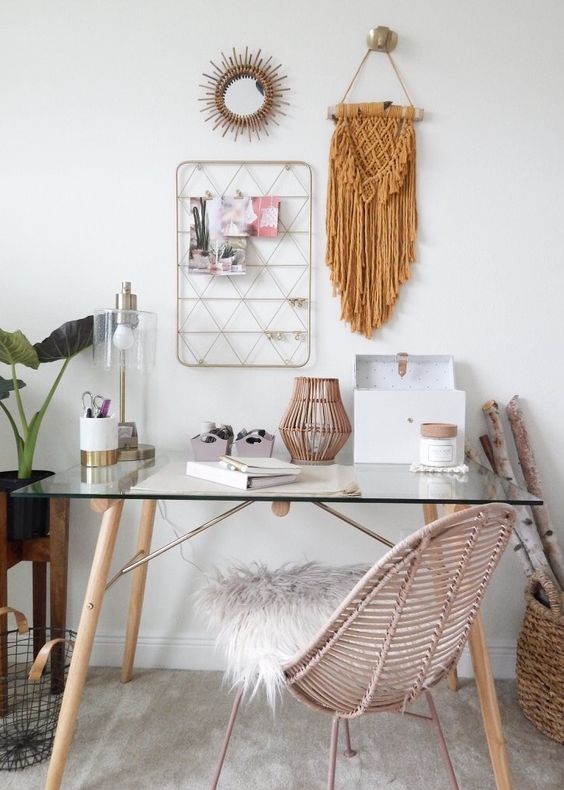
[185,456,301,490]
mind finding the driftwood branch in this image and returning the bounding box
[506,395,564,589]
[465,439,534,576]
[482,399,559,588]
[479,434,497,473]
[464,441,482,465]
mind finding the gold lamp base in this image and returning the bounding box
[118,444,155,462]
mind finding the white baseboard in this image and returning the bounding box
[90,635,518,679]
[457,641,517,679]
[90,634,225,672]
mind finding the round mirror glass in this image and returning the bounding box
[224,76,265,116]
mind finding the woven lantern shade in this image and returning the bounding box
[279,377,351,464]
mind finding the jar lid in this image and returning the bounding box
[420,423,458,439]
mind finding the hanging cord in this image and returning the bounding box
[340,50,371,104]
[385,52,414,106]
[339,49,414,107]
[157,500,206,574]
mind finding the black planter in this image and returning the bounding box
[0,471,55,540]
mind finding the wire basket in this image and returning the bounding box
[0,607,75,770]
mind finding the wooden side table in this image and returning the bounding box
[0,492,69,712]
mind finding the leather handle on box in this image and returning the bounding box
[396,352,408,378]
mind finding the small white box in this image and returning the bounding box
[353,354,466,464]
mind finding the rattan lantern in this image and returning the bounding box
[279,377,351,464]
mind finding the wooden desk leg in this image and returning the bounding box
[45,499,124,790]
[468,612,512,789]
[121,499,157,683]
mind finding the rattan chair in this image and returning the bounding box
[205,503,516,790]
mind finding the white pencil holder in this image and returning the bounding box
[80,416,119,467]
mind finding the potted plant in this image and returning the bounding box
[0,316,93,539]
[191,198,210,269]
[218,242,235,272]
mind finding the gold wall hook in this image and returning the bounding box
[367,26,398,53]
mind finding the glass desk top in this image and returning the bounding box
[11,452,542,506]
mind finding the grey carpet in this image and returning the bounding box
[2,670,562,789]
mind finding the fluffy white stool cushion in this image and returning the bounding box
[194,562,369,707]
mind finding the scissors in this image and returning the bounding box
[82,391,104,418]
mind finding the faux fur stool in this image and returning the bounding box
[194,562,369,706]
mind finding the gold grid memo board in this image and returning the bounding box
[176,160,312,368]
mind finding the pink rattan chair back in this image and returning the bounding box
[284,503,515,717]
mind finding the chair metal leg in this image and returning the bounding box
[327,716,340,790]
[425,691,460,790]
[211,688,244,790]
[342,718,357,758]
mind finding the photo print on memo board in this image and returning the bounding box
[189,195,279,275]
[220,196,280,237]
[189,196,246,276]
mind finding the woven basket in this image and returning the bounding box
[516,573,564,744]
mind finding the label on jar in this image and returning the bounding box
[427,443,454,463]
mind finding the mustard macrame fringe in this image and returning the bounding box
[326,103,417,338]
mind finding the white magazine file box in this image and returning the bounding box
[353,354,466,464]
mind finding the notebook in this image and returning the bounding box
[185,460,300,490]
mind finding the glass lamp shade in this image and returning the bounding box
[93,309,157,370]
[92,305,157,461]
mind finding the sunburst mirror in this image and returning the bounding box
[200,47,290,141]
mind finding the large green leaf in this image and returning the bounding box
[34,315,94,362]
[0,329,39,368]
[0,375,26,399]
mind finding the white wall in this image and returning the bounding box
[1,0,563,677]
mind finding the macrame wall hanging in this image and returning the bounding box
[326,27,424,338]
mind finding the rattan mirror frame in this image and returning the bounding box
[200,48,289,141]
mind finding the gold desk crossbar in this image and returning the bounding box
[314,502,395,548]
[115,501,254,577]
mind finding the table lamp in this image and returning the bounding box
[279,377,351,464]
[93,282,157,461]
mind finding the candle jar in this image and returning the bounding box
[419,423,458,467]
